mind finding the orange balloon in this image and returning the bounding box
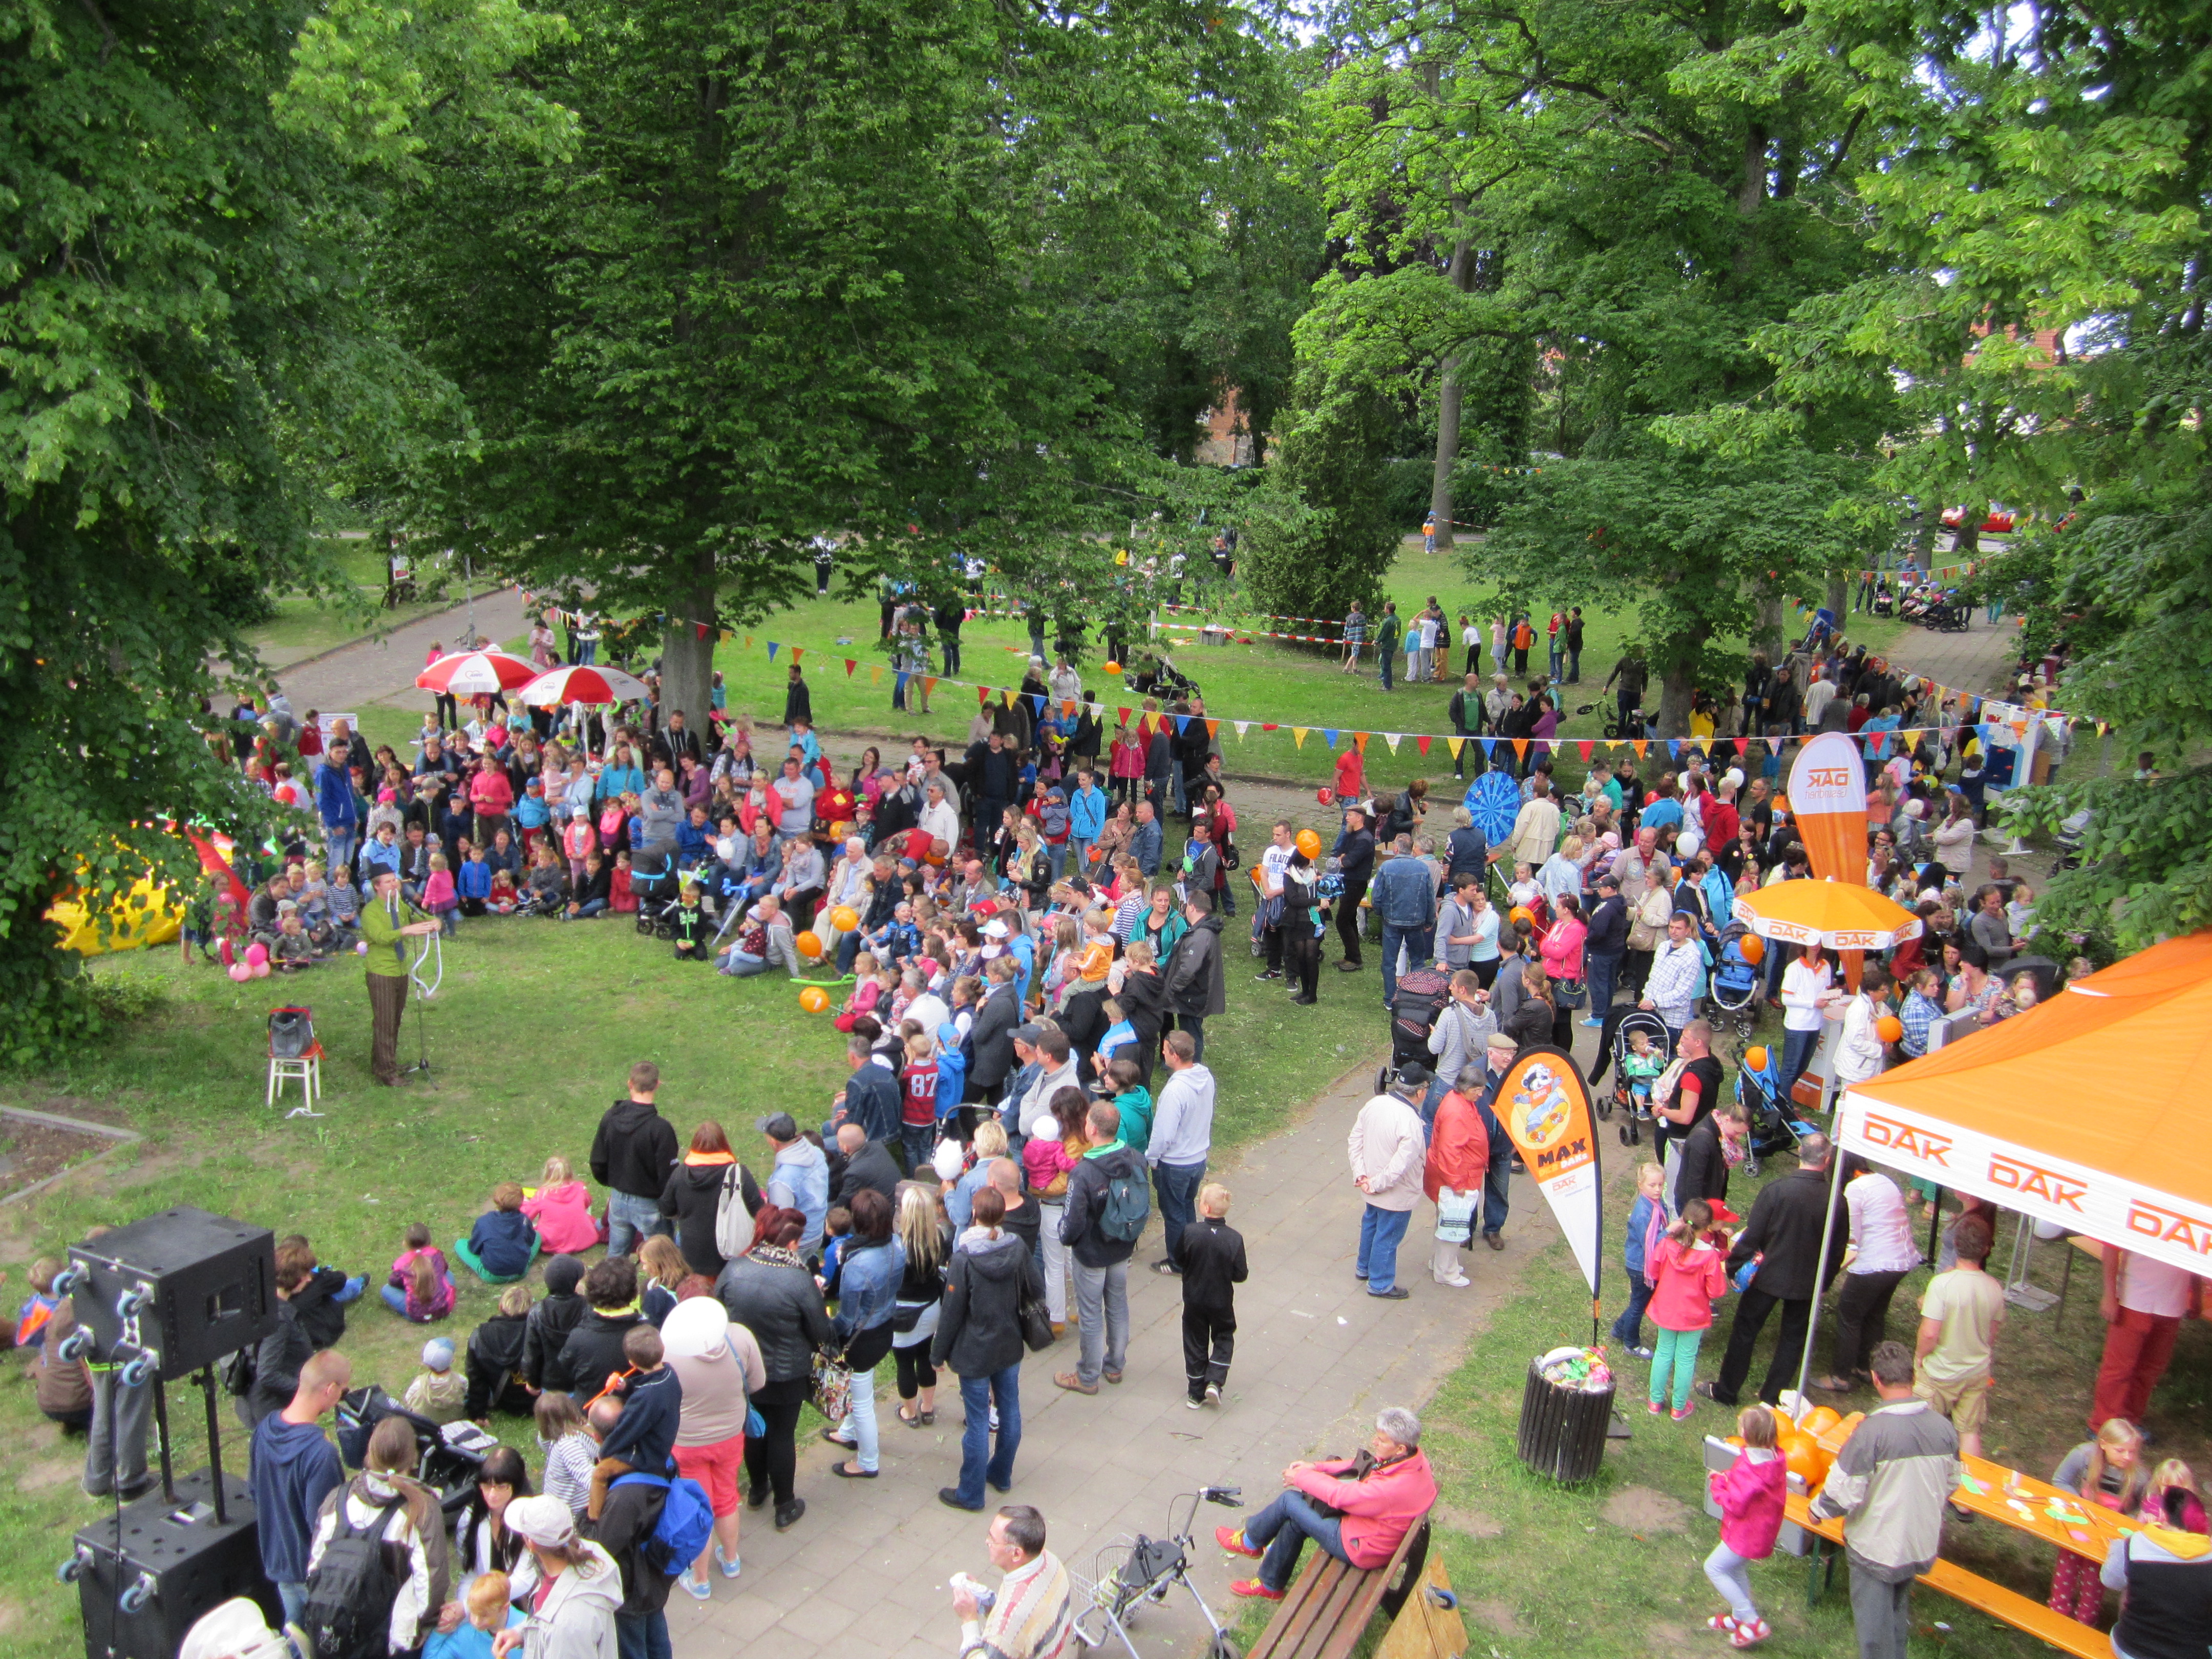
[1102,661,1123,675]
[1801,1406,1842,1436]
[1724,1435,1746,1449]
[1781,1435,1829,1486]
[1509,906,1534,928]
[1295,828,1322,859]
[797,985,831,1013]
[1743,1045,1769,1072]
[794,930,824,960]
[829,906,860,933]
[1739,934,1766,965]
[1876,1014,1905,1044]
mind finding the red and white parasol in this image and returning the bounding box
[415,649,540,696]
[517,664,653,707]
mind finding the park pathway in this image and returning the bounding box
[664,1051,1579,1659]
[264,587,531,718]
[1876,609,2021,700]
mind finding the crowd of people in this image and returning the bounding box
[38,599,2194,1659]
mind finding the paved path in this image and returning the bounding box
[665,1047,1581,1659]
[266,587,533,722]
[1873,608,2022,700]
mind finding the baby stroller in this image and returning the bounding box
[1707,922,1762,1042]
[631,847,682,938]
[1608,1009,1671,1146]
[335,1386,496,1518]
[1732,1043,1814,1177]
[1375,965,1451,1095]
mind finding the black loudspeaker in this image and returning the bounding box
[66,1470,274,1659]
[66,1208,277,1380]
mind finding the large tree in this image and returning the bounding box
[367,0,1301,722]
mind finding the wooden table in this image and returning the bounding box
[1796,1415,2121,1657]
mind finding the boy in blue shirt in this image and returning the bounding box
[1095,997,1136,1071]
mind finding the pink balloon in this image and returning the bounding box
[252,961,271,979]
[228,963,251,983]
[243,942,268,967]
[355,940,370,955]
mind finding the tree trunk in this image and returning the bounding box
[659,543,718,734]
[1429,231,1477,552]
[1823,568,1848,622]
[1655,662,1697,738]
[1429,354,1464,552]
[1752,591,1785,656]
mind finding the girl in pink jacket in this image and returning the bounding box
[1704,1404,1787,1647]
[1648,1198,1731,1419]
[521,1155,604,1254]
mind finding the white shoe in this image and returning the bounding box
[1205,1384,1222,1407]
[1439,1272,1471,1287]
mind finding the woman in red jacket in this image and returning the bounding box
[1216,1407,1438,1600]
[1421,1069,1489,1289]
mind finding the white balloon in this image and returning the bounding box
[1723,768,1745,791]
[1675,832,1701,859]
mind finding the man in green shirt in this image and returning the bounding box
[358,870,438,1084]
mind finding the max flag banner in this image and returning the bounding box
[1787,731,1868,886]
[1495,1046,1604,1308]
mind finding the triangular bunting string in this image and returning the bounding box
[1416,735,1431,757]
[1292,728,1309,750]
[1445,737,1464,761]
[1384,733,1401,754]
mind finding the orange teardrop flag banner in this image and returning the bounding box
[1512,739,1528,762]
[1494,1047,1603,1303]
[1787,730,1869,886]
[923,677,938,697]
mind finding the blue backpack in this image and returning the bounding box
[611,1472,715,1575]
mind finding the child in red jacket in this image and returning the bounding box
[1705,1403,1788,1646]
[1648,1198,1731,1420]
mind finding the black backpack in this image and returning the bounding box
[301,1495,406,1659]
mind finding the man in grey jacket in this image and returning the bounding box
[1055,1100,1147,1394]
[639,767,686,852]
[1145,1032,1214,1276]
[1811,1341,1962,1659]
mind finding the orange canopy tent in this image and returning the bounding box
[1732,880,1924,952]
[1834,931,2212,1279]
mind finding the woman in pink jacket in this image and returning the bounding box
[1538,895,1588,1049]
[1218,1407,1438,1601]
[1704,1403,1788,1647]
[468,756,514,845]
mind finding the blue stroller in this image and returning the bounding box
[1733,1044,1817,1177]
[1708,922,1761,1042]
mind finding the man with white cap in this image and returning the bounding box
[661,1298,764,1599]
[494,1496,621,1659]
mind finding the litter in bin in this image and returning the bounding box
[1537,1344,1613,1393]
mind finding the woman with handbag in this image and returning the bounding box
[711,1206,832,1534]
[822,1188,906,1482]
[1540,895,1588,1049]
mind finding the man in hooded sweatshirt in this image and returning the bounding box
[523,1254,589,1393]
[591,1061,679,1257]
[932,1187,1046,1513]
[250,1349,351,1630]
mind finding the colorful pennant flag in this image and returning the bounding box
[1292,728,1309,749]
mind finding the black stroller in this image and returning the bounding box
[631,847,682,938]
[336,1386,497,1518]
[1607,1008,1672,1146]
[1732,1044,1815,1177]
[1375,966,1452,1094]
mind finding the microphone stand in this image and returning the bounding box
[398,926,443,1083]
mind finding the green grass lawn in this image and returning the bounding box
[0,908,1384,1659]
[692,545,1908,795]
[246,539,456,665]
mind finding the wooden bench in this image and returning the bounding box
[1783,1495,2114,1657]
[1245,1519,1430,1659]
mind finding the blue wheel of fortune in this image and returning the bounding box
[1462,769,1522,845]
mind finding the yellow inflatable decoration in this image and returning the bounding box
[49,873,186,955]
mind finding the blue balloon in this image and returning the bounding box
[1462,770,1522,844]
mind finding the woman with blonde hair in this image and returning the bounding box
[891,1183,953,1428]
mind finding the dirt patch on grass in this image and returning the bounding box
[0,1108,134,1203]
[1461,1599,1525,1637]
[17,1456,85,1494]
[1436,1504,1505,1539]
[1602,1483,1693,1535]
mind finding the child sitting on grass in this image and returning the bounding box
[272,907,317,970]
[382,1222,456,1322]
[522,1257,588,1393]
[403,1336,468,1424]
[671,882,712,961]
[1703,1404,1786,1648]
[585,1325,681,1520]
[465,1285,536,1421]
[487,867,520,915]
[834,953,888,1033]
[521,1157,602,1256]
[638,1236,687,1328]
[325,863,361,943]
[456,1183,540,1283]
[458,845,493,917]
[1647,1198,1729,1420]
